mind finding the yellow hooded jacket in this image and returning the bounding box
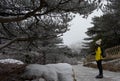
[95,46,103,61]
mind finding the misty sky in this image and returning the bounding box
[62,10,103,46]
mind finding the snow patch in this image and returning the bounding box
[0,59,24,64]
[22,63,76,81]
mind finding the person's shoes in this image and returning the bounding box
[95,74,103,79]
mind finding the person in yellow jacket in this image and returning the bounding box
[95,39,103,78]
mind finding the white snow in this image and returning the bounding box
[0,59,24,64]
[22,63,76,81]
[46,63,74,81]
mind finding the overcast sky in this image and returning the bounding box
[62,10,103,46]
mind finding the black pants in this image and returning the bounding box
[96,60,103,75]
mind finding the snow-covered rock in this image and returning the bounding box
[22,64,58,81]
[46,63,74,81]
[22,63,76,81]
[0,59,24,64]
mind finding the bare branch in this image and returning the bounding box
[0,35,58,50]
[0,37,33,50]
[1,23,17,37]
[0,0,45,23]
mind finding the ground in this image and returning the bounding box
[0,59,120,81]
[73,63,120,81]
